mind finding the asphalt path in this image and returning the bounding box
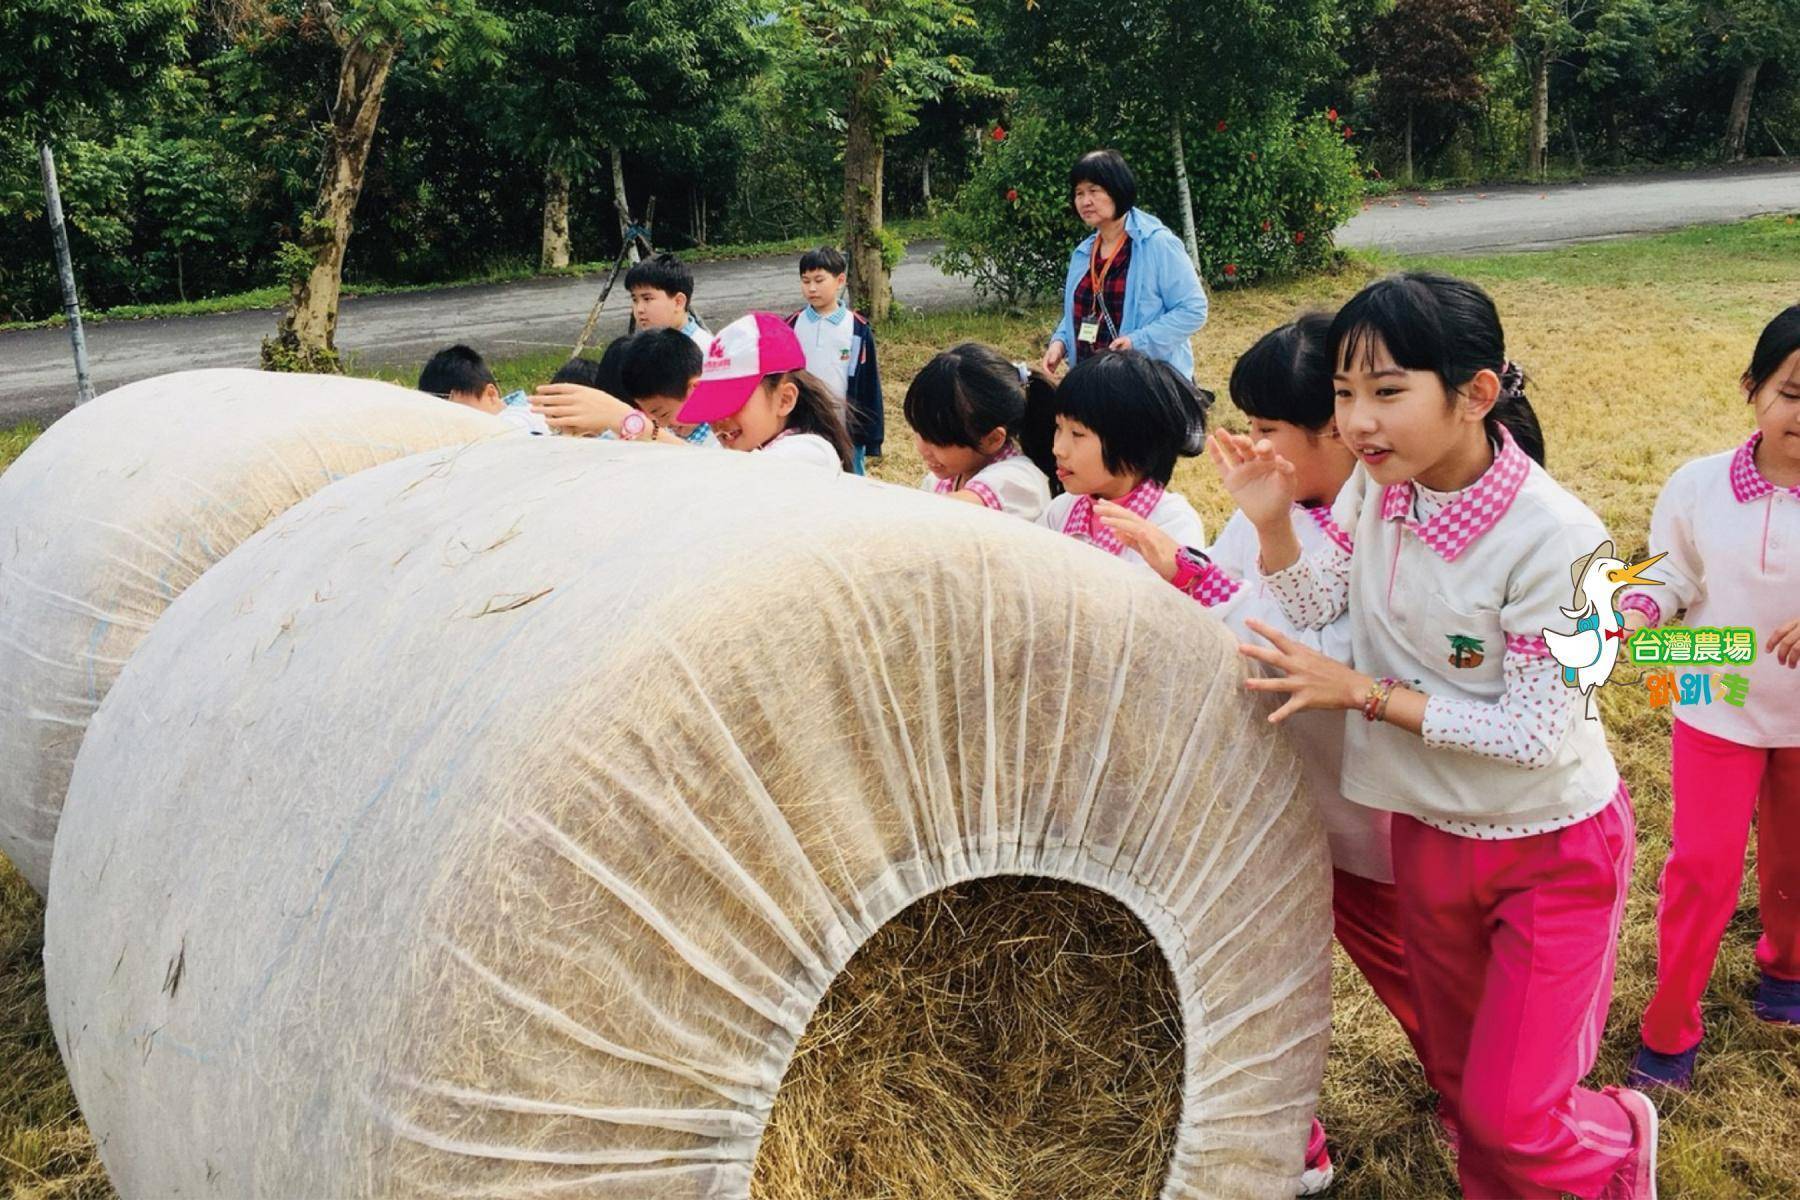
[4,162,1797,428]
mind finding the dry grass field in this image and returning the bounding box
[4,216,1797,1198]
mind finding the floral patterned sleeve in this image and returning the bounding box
[1420,651,1572,768]
[1258,541,1352,631]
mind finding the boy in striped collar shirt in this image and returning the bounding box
[788,246,883,474]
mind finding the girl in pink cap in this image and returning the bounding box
[532,312,855,471]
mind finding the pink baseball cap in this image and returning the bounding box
[677,312,807,425]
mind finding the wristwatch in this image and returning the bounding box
[1170,545,1210,591]
[618,410,651,441]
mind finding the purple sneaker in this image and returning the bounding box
[1753,973,1800,1025]
[1627,1041,1697,1091]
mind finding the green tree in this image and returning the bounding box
[989,0,1343,268]
[1376,0,1515,182]
[236,0,506,372]
[781,0,996,321]
[479,0,758,270]
[1701,0,1800,160]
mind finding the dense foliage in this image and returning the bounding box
[2,0,1795,322]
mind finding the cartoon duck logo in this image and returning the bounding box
[1541,540,1665,721]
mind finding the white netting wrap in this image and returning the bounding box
[45,436,1331,1198]
[0,369,504,892]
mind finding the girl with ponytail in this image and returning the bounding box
[1210,271,1660,1198]
[904,342,1058,521]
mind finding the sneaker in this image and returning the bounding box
[1298,1117,1334,1195]
[1752,973,1800,1025]
[1627,1040,1698,1091]
[1600,1087,1660,1200]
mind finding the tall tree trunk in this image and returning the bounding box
[843,73,890,322]
[1168,111,1200,268]
[541,161,571,270]
[1529,52,1550,179]
[38,142,93,404]
[1404,103,1415,185]
[1723,61,1761,162]
[920,150,932,205]
[264,38,396,372]
[610,145,639,264]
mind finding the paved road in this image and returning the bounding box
[5,162,1798,428]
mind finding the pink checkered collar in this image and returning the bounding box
[1729,432,1800,503]
[1377,425,1530,562]
[1299,502,1353,555]
[934,442,1017,495]
[1063,478,1165,556]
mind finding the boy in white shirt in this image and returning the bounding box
[626,253,711,352]
[786,246,883,474]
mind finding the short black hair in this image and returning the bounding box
[1054,349,1209,485]
[903,342,1058,481]
[620,328,703,402]
[799,245,847,276]
[418,344,494,398]
[1228,312,1336,430]
[551,357,605,388]
[1068,149,1137,219]
[624,252,694,305]
[1745,303,1800,398]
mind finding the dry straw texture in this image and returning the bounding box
[44,438,1329,1198]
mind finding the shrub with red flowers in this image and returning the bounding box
[937,105,1365,300]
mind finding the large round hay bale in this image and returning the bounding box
[0,369,503,892]
[45,438,1331,1199]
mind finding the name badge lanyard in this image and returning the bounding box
[1082,231,1129,345]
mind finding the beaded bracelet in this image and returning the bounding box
[1360,676,1401,723]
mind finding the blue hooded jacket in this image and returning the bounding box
[1051,207,1209,381]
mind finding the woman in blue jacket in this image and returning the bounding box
[1042,149,1209,382]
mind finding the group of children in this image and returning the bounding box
[415,238,1800,1199]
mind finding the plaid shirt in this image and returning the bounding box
[1070,235,1132,357]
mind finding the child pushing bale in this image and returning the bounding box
[46,437,1330,1198]
[0,369,504,893]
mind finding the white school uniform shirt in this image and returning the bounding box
[918,444,1052,522]
[681,314,713,354]
[1262,427,1621,833]
[1038,480,1206,569]
[496,393,551,436]
[794,300,856,401]
[1619,432,1800,748]
[757,430,842,470]
[1200,507,1393,882]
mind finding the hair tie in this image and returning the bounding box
[1499,361,1526,402]
[1013,361,1030,385]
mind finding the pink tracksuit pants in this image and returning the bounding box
[1392,783,1639,1199]
[1640,719,1800,1054]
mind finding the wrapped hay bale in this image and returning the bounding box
[45,437,1331,1199]
[0,369,504,892]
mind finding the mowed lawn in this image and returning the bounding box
[4,216,1798,1198]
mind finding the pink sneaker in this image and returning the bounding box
[1600,1087,1659,1199]
[1298,1117,1334,1195]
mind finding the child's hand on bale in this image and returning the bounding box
[530,383,634,436]
[1095,501,1180,581]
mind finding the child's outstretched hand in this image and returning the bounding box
[1769,617,1800,668]
[1237,617,1367,723]
[530,383,633,436]
[1207,430,1296,531]
[1095,501,1180,581]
